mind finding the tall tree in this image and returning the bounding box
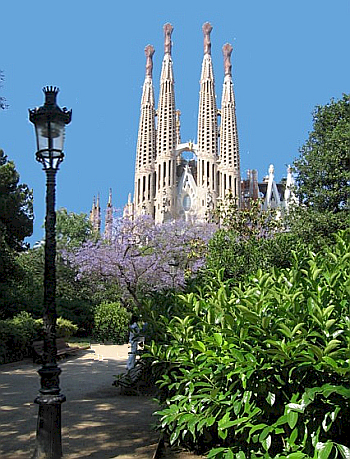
[0,150,33,252]
[294,94,350,213]
[0,150,33,316]
[289,94,350,247]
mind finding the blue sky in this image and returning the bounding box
[1,0,349,245]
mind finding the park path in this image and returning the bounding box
[0,344,159,459]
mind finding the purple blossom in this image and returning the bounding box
[72,216,215,306]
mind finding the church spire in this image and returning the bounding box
[134,44,156,216]
[90,194,101,233]
[219,43,241,203]
[104,188,113,240]
[155,23,177,222]
[196,22,218,214]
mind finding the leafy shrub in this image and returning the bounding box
[56,298,94,336]
[0,313,79,364]
[0,311,39,363]
[34,317,78,339]
[93,302,130,344]
[148,229,350,459]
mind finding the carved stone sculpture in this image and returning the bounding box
[223,43,233,76]
[164,23,173,55]
[145,45,155,78]
[202,22,213,55]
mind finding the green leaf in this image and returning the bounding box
[236,452,246,459]
[318,441,333,459]
[213,333,223,346]
[287,410,298,429]
[207,447,226,458]
[170,429,180,445]
[289,427,298,445]
[192,340,206,352]
[286,453,307,459]
[266,391,276,406]
[336,444,350,459]
[261,434,271,451]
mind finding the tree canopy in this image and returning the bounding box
[294,93,349,213]
[0,150,33,252]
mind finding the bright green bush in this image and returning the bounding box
[148,229,350,459]
[93,302,130,344]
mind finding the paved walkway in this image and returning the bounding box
[0,344,159,458]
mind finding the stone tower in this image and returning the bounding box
[218,43,241,204]
[154,24,177,223]
[131,23,241,222]
[196,23,219,218]
[134,45,156,218]
[90,194,101,232]
[104,188,113,240]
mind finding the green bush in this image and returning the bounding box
[0,311,39,364]
[93,302,130,344]
[56,298,94,336]
[0,313,78,364]
[34,316,78,339]
[148,229,350,459]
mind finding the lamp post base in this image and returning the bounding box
[32,393,66,459]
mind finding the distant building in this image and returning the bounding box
[90,23,295,233]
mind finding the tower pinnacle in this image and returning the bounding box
[202,22,213,55]
[145,45,155,78]
[164,23,173,55]
[223,43,233,76]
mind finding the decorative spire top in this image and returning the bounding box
[223,43,233,76]
[107,188,112,207]
[145,45,155,78]
[163,23,173,55]
[202,22,213,55]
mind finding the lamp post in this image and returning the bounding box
[29,86,71,459]
[168,256,179,289]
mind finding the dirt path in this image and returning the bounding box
[0,344,159,458]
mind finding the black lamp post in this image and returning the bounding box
[29,86,71,459]
[168,256,179,289]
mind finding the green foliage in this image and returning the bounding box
[0,312,40,363]
[56,298,94,336]
[0,150,33,315]
[56,207,96,249]
[147,229,350,458]
[93,302,131,344]
[213,196,283,239]
[206,230,297,283]
[56,317,78,338]
[0,312,78,364]
[294,94,349,214]
[0,149,33,252]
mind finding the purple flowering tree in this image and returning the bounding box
[72,215,215,308]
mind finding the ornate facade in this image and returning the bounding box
[90,23,295,233]
[127,22,242,223]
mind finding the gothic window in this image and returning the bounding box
[183,194,191,211]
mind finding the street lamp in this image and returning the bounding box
[29,86,71,459]
[168,256,179,289]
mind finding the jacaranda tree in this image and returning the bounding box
[72,215,215,309]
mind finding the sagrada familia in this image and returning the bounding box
[90,23,295,235]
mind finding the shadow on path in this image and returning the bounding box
[0,346,158,458]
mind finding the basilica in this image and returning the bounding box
[91,23,295,233]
